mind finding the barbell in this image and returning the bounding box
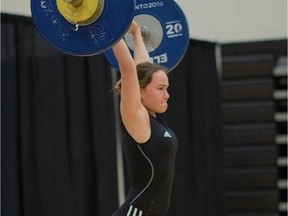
[31,0,189,71]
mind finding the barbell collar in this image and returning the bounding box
[56,0,104,26]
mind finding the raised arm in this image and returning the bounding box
[112,21,151,143]
[127,21,152,64]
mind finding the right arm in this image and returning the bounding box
[112,22,151,143]
[128,22,152,64]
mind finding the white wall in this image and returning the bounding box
[1,0,287,43]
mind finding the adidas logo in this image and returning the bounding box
[164,131,172,138]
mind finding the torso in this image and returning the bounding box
[122,115,178,215]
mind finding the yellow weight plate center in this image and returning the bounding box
[57,0,103,25]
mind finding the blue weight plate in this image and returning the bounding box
[31,0,134,56]
[104,0,189,71]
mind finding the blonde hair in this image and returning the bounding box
[114,62,167,94]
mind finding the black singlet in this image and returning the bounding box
[121,115,178,216]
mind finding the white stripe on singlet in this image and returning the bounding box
[126,205,133,216]
[139,210,143,216]
[126,205,144,216]
[132,208,138,216]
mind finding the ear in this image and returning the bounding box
[140,88,146,100]
[140,88,144,96]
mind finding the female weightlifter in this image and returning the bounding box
[111,21,178,216]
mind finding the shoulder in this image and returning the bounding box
[121,106,151,144]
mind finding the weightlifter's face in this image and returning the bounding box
[141,70,170,116]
